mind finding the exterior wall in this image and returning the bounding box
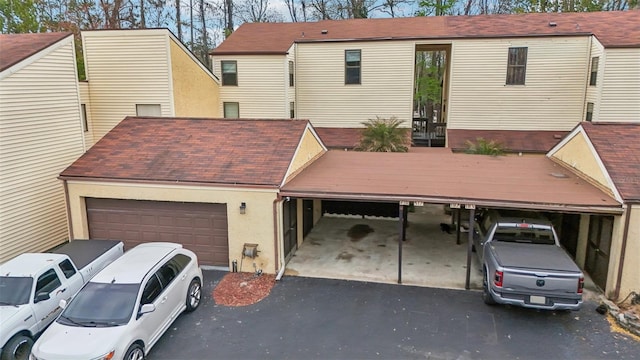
[584,37,604,122]
[0,38,85,262]
[550,131,612,194]
[296,40,414,128]
[286,45,296,117]
[598,48,640,122]
[65,181,280,273]
[284,127,326,183]
[82,30,174,142]
[78,81,95,148]
[169,38,220,117]
[617,204,640,298]
[448,36,590,131]
[214,55,289,118]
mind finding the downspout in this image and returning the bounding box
[273,196,286,280]
[61,179,74,241]
[614,202,633,300]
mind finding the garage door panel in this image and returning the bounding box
[86,198,229,266]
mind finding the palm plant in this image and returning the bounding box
[355,116,411,152]
[464,137,505,156]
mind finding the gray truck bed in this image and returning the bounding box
[491,242,581,273]
[49,239,122,270]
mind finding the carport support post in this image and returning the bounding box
[398,204,405,284]
[465,207,475,290]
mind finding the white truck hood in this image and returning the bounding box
[32,322,124,360]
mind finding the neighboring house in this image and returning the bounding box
[548,122,640,300]
[80,29,220,146]
[0,32,86,262]
[211,11,640,151]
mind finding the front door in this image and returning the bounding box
[585,215,613,290]
[303,200,313,238]
[283,198,298,260]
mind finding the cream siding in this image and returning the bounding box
[584,37,604,122]
[169,38,220,117]
[78,81,94,148]
[0,38,85,262]
[82,30,174,142]
[296,41,414,128]
[598,48,640,122]
[214,55,289,118]
[448,36,590,131]
[65,181,280,273]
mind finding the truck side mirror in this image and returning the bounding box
[34,291,50,303]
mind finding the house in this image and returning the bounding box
[211,10,640,151]
[80,29,220,147]
[0,32,86,262]
[548,122,640,299]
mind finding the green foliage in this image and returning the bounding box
[465,138,506,156]
[0,0,41,33]
[415,0,457,16]
[356,116,411,152]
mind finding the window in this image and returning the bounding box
[157,255,189,287]
[506,47,527,85]
[289,61,295,87]
[58,259,77,279]
[345,50,361,85]
[290,102,295,119]
[222,61,238,86]
[589,57,599,86]
[136,104,161,116]
[35,269,61,298]
[223,102,239,118]
[586,102,594,122]
[141,274,162,305]
[80,104,88,132]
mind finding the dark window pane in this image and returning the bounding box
[35,269,61,296]
[590,57,599,86]
[345,50,361,84]
[506,47,527,85]
[58,259,77,279]
[141,274,162,305]
[221,61,237,86]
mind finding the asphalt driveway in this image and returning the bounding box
[148,270,639,360]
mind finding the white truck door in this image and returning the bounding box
[32,268,67,333]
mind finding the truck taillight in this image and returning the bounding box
[577,276,584,294]
[494,271,503,288]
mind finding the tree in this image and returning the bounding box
[356,116,411,152]
[237,0,283,22]
[0,0,42,33]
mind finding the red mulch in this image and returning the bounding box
[213,272,276,306]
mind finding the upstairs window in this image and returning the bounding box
[222,61,238,86]
[289,61,295,87]
[589,57,599,86]
[506,47,527,85]
[136,104,161,116]
[586,102,594,122]
[290,102,295,119]
[345,50,361,85]
[224,102,239,118]
[80,104,88,132]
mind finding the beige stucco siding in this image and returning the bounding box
[448,36,590,130]
[618,205,639,298]
[0,38,85,262]
[214,55,288,118]
[549,131,613,196]
[82,30,173,142]
[296,41,414,128]
[598,48,640,122]
[584,37,604,122]
[169,39,220,117]
[65,181,280,273]
[284,127,326,183]
[78,81,94,148]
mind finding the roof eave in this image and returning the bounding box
[59,175,281,190]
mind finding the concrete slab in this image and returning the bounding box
[285,204,483,290]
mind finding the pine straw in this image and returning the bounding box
[213,272,276,306]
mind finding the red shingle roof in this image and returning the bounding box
[212,11,640,55]
[281,150,620,211]
[581,122,640,201]
[60,117,312,187]
[315,127,362,149]
[0,32,72,72]
[448,129,568,153]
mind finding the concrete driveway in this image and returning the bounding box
[148,270,639,360]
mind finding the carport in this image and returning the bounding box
[280,150,622,289]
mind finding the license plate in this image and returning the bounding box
[530,295,546,304]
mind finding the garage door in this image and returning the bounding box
[86,198,228,266]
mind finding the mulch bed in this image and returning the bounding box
[213,272,276,306]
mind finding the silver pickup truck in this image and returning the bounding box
[474,211,584,311]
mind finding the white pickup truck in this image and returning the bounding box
[0,240,124,360]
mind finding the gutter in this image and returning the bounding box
[273,195,286,280]
[614,202,635,300]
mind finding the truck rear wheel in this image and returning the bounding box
[482,270,497,305]
[1,335,33,360]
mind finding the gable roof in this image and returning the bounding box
[581,122,640,202]
[60,117,312,187]
[212,10,639,55]
[0,32,72,72]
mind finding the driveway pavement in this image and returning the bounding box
[148,270,639,360]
